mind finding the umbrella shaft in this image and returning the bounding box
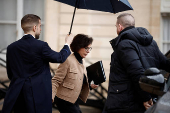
[69,0,79,35]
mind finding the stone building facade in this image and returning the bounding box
[44,0,170,84]
[0,0,170,88]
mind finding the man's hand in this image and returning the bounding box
[65,34,74,45]
[143,99,153,110]
[90,84,98,89]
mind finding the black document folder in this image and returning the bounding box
[86,61,106,85]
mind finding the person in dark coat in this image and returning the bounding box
[2,14,73,113]
[102,13,170,113]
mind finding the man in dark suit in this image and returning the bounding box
[2,14,73,113]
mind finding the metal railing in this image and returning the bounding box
[0,48,9,108]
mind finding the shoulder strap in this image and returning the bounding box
[136,43,146,69]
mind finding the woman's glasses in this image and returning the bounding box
[84,47,92,52]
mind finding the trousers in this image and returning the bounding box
[55,96,82,113]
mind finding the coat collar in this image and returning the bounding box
[71,54,85,66]
[110,26,135,50]
[74,52,83,64]
[110,27,153,50]
[21,34,35,39]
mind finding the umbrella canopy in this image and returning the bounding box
[55,0,133,13]
[54,0,133,34]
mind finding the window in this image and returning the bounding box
[161,13,170,54]
[0,0,45,50]
[0,0,17,49]
[24,0,45,40]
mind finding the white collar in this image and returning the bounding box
[24,34,35,38]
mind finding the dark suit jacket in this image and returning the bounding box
[2,34,71,113]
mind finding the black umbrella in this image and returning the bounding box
[54,0,133,34]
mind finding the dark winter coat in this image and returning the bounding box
[103,27,170,113]
[2,34,71,113]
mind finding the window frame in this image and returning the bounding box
[161,13,170,54]
[0,0,45,41]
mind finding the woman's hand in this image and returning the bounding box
[90,84,98,89]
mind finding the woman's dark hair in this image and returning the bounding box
[70,34,93,52]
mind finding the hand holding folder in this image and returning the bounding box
[86,61,106,85]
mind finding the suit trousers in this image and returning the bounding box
[55,96,82,113]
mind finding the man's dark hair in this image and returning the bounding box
[21,14,41,33]
[117,13,135,28]
[70,34,93,52]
